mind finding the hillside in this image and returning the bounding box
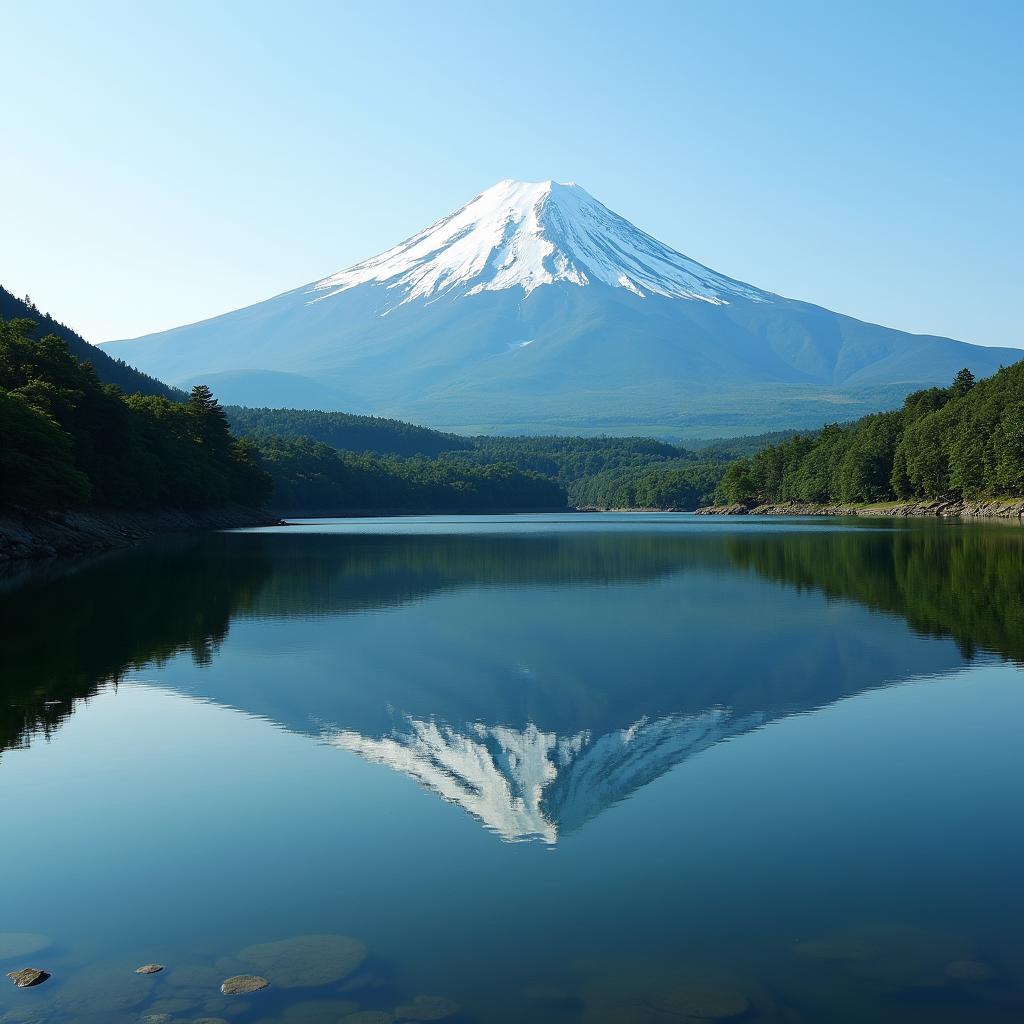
[717,363,1024,505]
[1,286,182,399]
[226,405,472,457]
[0,317,269,513]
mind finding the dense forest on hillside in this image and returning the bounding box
[226,405,472,457]
[459,435,691,482]
[0,286,182,400]
[0,318,269,511]
[717,364,1024,505]
[570,461,726,509]
[255,437,566,511]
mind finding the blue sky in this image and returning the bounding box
[1,0,1020,346]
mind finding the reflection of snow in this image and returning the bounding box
[325,709,765,844]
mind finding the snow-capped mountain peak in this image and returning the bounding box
[311,178,771,310]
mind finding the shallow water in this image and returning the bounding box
[1,514,1023,1023]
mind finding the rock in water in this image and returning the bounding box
[221,974,269,995]
[236,935,368,988]
[6,968,50,988]
[393,995,461,1021]
[136,963,165,974]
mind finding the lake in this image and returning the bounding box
[1,514,1023,1024]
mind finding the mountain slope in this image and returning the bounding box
[1,285,182,399]
[103,181,1020,435]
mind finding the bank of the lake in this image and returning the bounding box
[271,505,571,519]
[0,506,281,563]
[695,497,1024,519]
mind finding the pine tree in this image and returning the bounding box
[952,367,976,398]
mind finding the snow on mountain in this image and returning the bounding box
[312,179,771,311]
[325,709,766,844]
[105,177,1021,434]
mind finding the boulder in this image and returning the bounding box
[5,969,49,989]
[220,975,269,996]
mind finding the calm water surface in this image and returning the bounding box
[1,514,1023,1024]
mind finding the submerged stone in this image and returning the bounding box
[0,935,50,961]
[140,1015,173,1024]
[794,937,879,963]
[165,964,224,1000]
[5,969,49,989]
[54,963,156,1012]
[944,959,996,982]
[136,964,165,975]
[237,935,368,989]
[393,995,461,1021]
[221,975,269,995]
[794,922,976,993]
[147,997,200,1016]
[648,980,750,1020]
[146,999,199,1015]
[281,998,360,1023]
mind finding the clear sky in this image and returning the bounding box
[1,0,1021,347]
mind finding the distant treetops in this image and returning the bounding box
[717,363,1024,505]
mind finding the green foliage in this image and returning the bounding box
[462,435,692,483]
[0,390,91,508]
[0,285,182,399]
[715,362,1024,504]
[255,437,566,511]
[0,318,270,511]
[226,405,472,458]
[569,461,725,510]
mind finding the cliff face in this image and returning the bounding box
[695,498,1024,520]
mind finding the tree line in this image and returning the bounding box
[716,364,1024,505]
[225,405,473,458]
[0,286,182,400]
[1,318,270,511]
[256,436,566,511]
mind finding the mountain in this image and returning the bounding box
[1,285,182,400]
[103,180,1021,436]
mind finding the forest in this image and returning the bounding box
[0,317,565,515]
[255,437,566,511]
[0,286,181,400]
[0,317,270,511]
[226,405,473,458]
[717,364,1024,504]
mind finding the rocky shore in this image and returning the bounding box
[695,497,1024,520]
[0,506,281,563]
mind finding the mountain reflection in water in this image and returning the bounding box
[2,518,1022,844]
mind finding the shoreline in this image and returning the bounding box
[0,506,282,564]
[271,506,573,519]
[693,498,1024,520]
